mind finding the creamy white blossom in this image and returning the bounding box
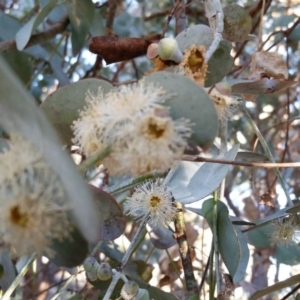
[209,88,240,121]
[124,180,177,228]
[0,135,71,257]
[72,81,192,177]
[271,216,300,247]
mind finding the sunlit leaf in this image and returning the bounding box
[186,145,239,203]
[0,56,99,242]
[249,274,300,300]
[16,0,58,50]
[166,161,204,203]
[203,199,249,283]
[41,78,113,145]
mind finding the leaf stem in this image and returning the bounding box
[240,104,292,207]
[78,146,111,174]
[120,218,148,269]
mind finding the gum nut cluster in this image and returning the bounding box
[72,80,192,177]
[0,134,72,257]
[83,257,112,281]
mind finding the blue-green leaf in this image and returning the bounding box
[186,145,239,203]
[145,72,218,148]
[16,0,59,50]
[202,199,249,283]
[65,0,95,55]
[41,78,113,145]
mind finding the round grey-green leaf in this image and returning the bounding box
[175,24,214,52]
[41,78,113,145]
[144,72,218,149]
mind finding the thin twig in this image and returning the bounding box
[161,0,182,38]
[77,146,111,174]
[174,0,187,35]
[183,155,300,168]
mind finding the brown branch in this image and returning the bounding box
[0,16,69,54]
[183,155,300,168]
[173,201,199,296]
[175,0,187,35]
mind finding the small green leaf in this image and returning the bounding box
[49,225,89,267]
[15,0,59,50]
[249,274,300,300]
[202,199,249,283]
[90,185,126,241]
[205,40,233,87]
[41,78,113,145]
[145,72,218,148]
[65,0,95,55]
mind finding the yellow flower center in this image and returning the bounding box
[144,117,167,139]
[149,196,161,208]
[10,205,29,227]
[188,50,204,72]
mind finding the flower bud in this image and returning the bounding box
[96,262,113,281]
[86,269,98,281]
[120,280,139,300]
[83,257,99,272]
[158,38,183,63]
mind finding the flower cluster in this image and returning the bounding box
[124,179,177,228]
[72,81,192,177]
[271,216,300,247]
[0,135,71,257]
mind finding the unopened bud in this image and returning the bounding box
[120,280,139,300]
[83,257,99,272]
[97,262,113,281]
[158,38,183,63]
